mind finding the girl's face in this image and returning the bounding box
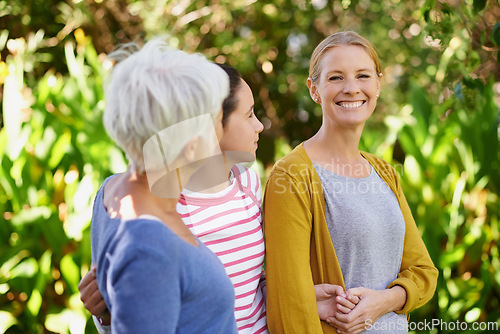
[219,79,264,156]
[309,45,380,129]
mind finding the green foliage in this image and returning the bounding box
[0,0,499,333]
[1,31,125,333]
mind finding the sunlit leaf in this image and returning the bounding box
[0,311,18,332]
[403,155,423,187]
[48,130,71,169]
[60,254,80,294]
[11,206,52,227]
[440,246,466,267]
[465,307,481,322]
[9,257,38,278]
[27,289,42,316]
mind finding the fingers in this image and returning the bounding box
[327,314,367,334]
[346,287,364,297]
[83,286,108,315]
[317,283,346,297]
[325,284,345,297]
[336,322,367,334]
[345,293,360,305]
[78,265,97,291]
[260,270,266,280]
[336,303,353,314]
[79,265,107,316]
[87,297,108,316]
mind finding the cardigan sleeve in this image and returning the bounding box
[264,167,324,334]
[387,168,439,314]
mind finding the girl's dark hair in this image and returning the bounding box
[216,63,242,127]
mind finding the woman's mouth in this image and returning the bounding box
[337,101,364,109]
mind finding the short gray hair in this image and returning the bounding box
[103,38,229,173]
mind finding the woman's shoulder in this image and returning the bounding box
[270,143,314,177]
[117,216,170,241]
[361,151,399,184]
[114,216,194,256]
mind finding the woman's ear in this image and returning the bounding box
[182,136,200,163]
[307,77,320,103]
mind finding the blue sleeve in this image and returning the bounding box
[106,220,182,333]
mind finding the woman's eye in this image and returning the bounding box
[358,74,371,79]
[329,76,342,81]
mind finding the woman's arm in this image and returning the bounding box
[264,168,324,333]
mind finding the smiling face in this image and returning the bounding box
[308,45,381,129]
[219,79,264,156]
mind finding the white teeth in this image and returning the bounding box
[339,101,363,108]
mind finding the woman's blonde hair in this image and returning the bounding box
[309,31,382,83]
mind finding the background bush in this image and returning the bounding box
[0,0,499,333]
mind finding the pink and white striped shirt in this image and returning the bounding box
[177,164,267,334]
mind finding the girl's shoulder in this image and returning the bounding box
[231,163,261,192]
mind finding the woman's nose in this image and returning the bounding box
[342,78,360,94]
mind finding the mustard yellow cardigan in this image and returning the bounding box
[263,143,438,334]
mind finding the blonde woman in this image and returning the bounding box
[264,31,438,334]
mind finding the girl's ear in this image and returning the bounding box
[307,77,320,104]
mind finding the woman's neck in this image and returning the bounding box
[304,123,370,178]
[105,168,179,220]
[308,123,363,160]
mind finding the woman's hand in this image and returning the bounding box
[326,286,406,334]
[78,263,110,324]
[315,284,359,321]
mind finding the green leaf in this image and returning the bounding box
[0,311,18,332]
[473,0,487,11]
[60,254,80,294]
[421,0,436,20]
[41,215,69,257]
[440,246,466,268]
[9,257,38,278]
[27,289,42,316]
[492,22,500,47]
[11,206,52,227]
[48,130,71,169]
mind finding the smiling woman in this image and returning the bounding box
[307,44,381,137]
[264,31,438,334]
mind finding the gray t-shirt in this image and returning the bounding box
[313,163,408,333]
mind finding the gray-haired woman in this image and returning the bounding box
[90,39,237,333]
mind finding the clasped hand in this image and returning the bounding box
[316,285,389,334]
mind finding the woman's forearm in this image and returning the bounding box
[384,285,407,313]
